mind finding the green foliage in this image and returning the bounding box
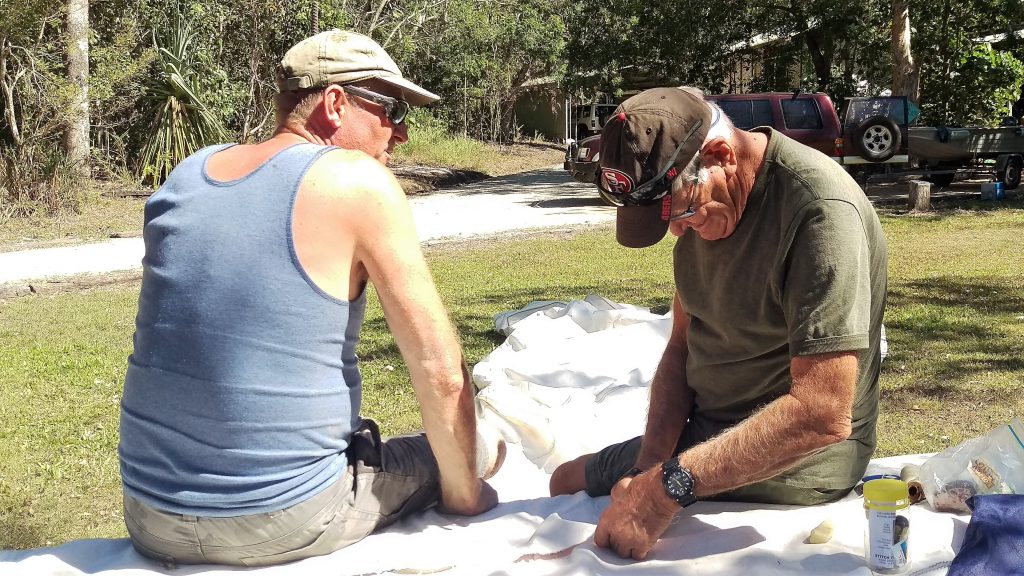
[913,0,1024,126]
[409,0,567,142]
[0,2,83,217]
[4,0,1024,216]
[393,110,491,169]
[562,0,747,95]
[89,17,156,179]
[137,9,229,186]
[920,43,1024,126]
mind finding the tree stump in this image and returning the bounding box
[908,180,931,211]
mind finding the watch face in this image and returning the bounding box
[665,470,693,496]
[662,460,697,507]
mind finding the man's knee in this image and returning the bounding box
[549,453,592,496]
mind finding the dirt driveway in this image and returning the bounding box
[0,166,613,290]
[1,162,1013,297]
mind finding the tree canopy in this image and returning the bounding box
[1,0,1022,213]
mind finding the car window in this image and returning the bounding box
[718,101,752,129]
[716,100,772,130]
[845,99,907,125]
[781,99,823,130]
[596,104,618,127]
[751,100,773,128]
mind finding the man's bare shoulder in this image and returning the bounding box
[304,147,403,202]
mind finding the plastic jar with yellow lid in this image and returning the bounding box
[863,478,911,573]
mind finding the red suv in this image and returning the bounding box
[565,91,843,187]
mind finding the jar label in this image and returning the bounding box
[867,508,910,569]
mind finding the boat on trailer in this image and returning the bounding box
[908,125,1024,189]
[908,126,1024,162]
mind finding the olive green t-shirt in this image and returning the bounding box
[673,128,888,490]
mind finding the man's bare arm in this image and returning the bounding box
[634,293,695,470]
[342,154,492,514]
[678,351,858,497]
[594,350,858,559]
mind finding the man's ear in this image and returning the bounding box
[319,85,346,128]
[700,137,736,173]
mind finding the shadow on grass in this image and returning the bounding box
[876,192,1024,218]
[882,275,1024,405]
[0,487,47,549]
[889,276,1024,316]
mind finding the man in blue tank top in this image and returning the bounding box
[119,29,502,567]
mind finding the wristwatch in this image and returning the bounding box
[661,458,698,508]
[624,466,644,479]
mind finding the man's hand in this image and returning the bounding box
[438,479,499,516]
[594,471,678,560]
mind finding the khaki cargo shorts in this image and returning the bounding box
[123,419,440,567]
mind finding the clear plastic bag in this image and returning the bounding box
[919,418,1024,514]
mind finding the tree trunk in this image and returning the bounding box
[803,30,832,93]
[891,0,920,104]
[0,39,22,146]
[64,0,90,176]
[311,0,320,34]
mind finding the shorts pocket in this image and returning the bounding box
[238,506,374,567]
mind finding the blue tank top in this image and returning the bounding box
[119,143,365,516]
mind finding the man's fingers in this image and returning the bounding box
[594,519,610,548]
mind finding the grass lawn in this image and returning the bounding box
[1,197,1023,549]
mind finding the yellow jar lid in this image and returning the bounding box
[864,478,910,503]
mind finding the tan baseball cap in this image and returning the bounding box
[277,29,440,106]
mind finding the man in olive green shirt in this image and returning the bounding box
[549,87,887,561]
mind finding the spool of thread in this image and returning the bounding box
[901,464,925,504]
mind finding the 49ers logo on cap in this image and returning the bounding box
[601,168,634,195]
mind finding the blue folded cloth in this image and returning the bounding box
[947,494,1024,576]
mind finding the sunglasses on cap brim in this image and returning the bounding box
[598,106,721,207]
[343,85,410,125]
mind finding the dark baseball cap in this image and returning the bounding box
[598,88,712,248]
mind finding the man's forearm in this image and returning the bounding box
[677,352,858,498]
[678,395,844,496]
[635,341,693,468]
[636,295,695,469]
[416,359,480,503]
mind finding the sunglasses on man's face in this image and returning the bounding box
[342,85,410,125]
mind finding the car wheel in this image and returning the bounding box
[854,116,902,162]
[997,156,1022,190]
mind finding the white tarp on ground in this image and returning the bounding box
[0,297,961,576]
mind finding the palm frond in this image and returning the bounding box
[137,10,228,187]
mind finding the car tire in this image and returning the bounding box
[854,116,901,162]
[997,155,1022,190]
